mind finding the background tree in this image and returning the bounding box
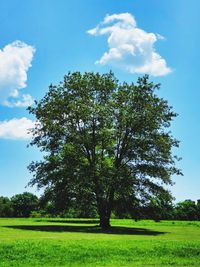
[28,72,181,229]
[39,188,97,218]
[0,196,13,217]
[11,192,39,217]
[143,195,174,221]
[174,199,198,220]
[197,200,200,220]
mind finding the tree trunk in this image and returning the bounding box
[99,212,111,230]
[98,202,111,230]
[96,190,114,230]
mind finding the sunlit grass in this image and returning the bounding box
[0,218,200,266]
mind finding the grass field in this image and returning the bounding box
[0,218,200,267]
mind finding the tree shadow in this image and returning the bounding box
[36,219,100,224]
[4,224,166,236]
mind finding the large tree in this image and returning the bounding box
[28,72,181,229]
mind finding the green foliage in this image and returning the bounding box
[0,197,13,217]
[1,192,200,220]
[174,199,199,220]
[28,72,181,228]
[11,192,39,217]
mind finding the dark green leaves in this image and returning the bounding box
[28,72,181,220]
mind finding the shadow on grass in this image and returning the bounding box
[36,219,100,224]
[4,225,166,236]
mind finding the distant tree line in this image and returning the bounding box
[0,192,200,221]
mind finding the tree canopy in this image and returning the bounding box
[28,71,181,229]
[11,192,39,217]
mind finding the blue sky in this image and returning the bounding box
[0,0,199,201]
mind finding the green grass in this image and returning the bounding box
[0,218,200,266]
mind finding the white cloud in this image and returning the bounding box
[0,40,35,106]
[0,117,35,140]
[87,13,171,76]
[4,94,34,108]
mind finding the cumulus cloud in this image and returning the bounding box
[4,94,34,108]
[0,41,35,106]
[87,13,171,76]
[0,117,35,140]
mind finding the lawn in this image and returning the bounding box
[0,218,199,267]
